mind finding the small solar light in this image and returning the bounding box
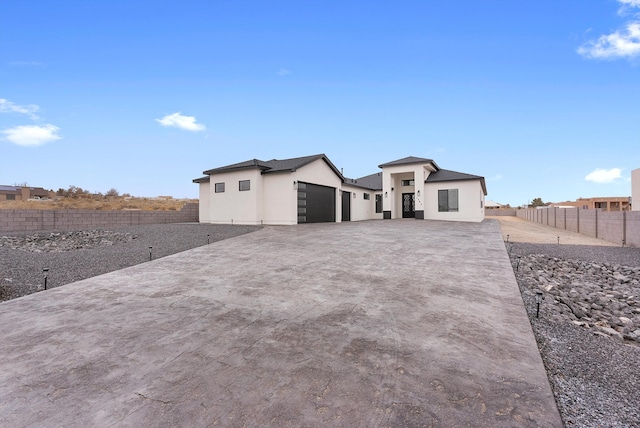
[516,256,521,271]
[557,236,560,245]
[149,246,153,261]
[43,268,49,290]
[207,234,210,245]
[535,291,544,318]
[506,234,509,243]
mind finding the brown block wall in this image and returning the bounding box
[0,203,199,232]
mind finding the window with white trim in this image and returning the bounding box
[215,182,225,193]
[438,189,459,212]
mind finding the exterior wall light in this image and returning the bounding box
[417,190,421,197]
[385,192,388,198]
[391,187,394,191]
[353,192,356,199]
[293,181,298,190]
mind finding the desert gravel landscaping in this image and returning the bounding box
[0,223,260,302]
[491,216,640,427]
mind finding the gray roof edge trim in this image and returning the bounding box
[203,163,270,175]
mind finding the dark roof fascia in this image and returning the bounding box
[262,154,345,182]
[192,176,210,183]
[426,169,487,195]
[203,159,271,175]
[378,156,438,169]
[343,172,383,191]
[342,180,376,190]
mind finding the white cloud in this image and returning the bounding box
[578,1,640,59]
[0,98,40,119]
[1,124,61,147]
[578,23,640,59]
[155,112,206,132]
[585,168,622,183]
[618,0,640,10]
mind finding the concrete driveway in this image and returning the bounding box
[0,220,562,427]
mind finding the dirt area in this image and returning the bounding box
[487,216,617,247]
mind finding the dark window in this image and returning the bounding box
[375,194,382,213]
[363,193,370,200]
[6,194,16,200]
[239,180,250,191]
[438,189,459,212]
[401,179,415,186]
[215,182,225,193]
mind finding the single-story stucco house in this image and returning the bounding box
[193,154,487,225]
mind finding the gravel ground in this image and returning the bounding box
[0,223,260,302]
[510,242,640,428]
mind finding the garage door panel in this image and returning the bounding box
[298,182,335,223]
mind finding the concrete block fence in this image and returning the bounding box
[0,203,199,233]
[516,207,640,248]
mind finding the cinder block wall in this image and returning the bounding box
[565,209,578,233]
[580,210,597,238]
[0,203,199,232]
[556,209,566,230]
[597,211,625,246]
[627,212,640,247]
[484,209,517,216]
[515,207,638,247]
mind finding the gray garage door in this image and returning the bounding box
[297,182,336,223]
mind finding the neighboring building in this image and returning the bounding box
[484,199,503,210]
[633,168,640,211]
[194,154,487,225]
[0,185,49,201]
[553,197,631,211]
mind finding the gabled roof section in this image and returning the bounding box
[198,154,344,182]
[203,159,272,175]
[426,169,487,195]
[343,172,382,190]
[378,156,438,169]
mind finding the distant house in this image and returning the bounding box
[194,154,487,225]
[0,185,49,201]
[554,197,631,211]
[484,199,503,210]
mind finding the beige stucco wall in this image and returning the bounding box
[341,184,382,221]
[632,168,640,211]
[207,169,263,225]
[424,179,485,222]
[198,181,211,223]
[262,159,343,225]
[382,164,432,219]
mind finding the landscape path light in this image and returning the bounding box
[43,268,49,290]
[535,291,544,318]
[516,256,521,271]
[207,234,210,245]
[149,246,153,261]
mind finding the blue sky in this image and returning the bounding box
[1,0,639,205]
